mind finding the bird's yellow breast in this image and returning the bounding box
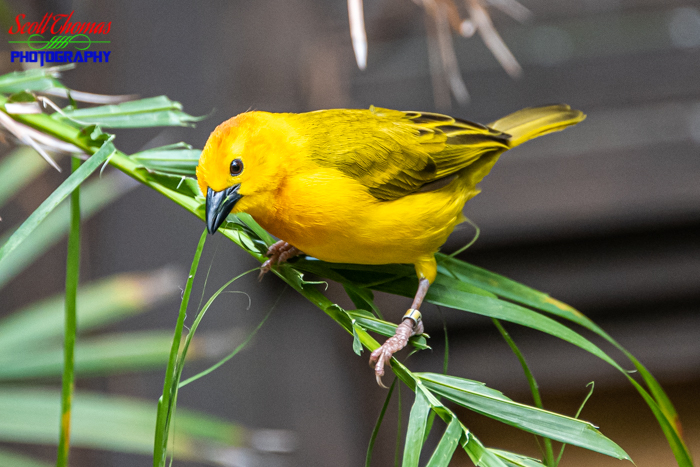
[237,165,476,280]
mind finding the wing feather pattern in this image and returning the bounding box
[299,106,511,201]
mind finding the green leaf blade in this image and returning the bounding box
[0,140,115,266]
[131,143,201,176]
[425,418,462,467]
[490,449,543,467]
[419,373,630,461]
[0,331,177,380]
[0,66,69,93]
[153,230,207,467]
[0,388,245,461]
[53,96,205,128]
[403,387,432,467]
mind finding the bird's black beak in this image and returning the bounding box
[206,185,242,234]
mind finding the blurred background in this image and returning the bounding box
[1,0,699,465]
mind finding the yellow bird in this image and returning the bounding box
[197,105,585,385]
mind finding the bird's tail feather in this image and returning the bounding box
[490,104,585,148]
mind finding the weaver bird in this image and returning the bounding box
[197,105,585,386]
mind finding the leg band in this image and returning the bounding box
[403,309,422,326]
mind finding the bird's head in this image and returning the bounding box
[197,111,293,234]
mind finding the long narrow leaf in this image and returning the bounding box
[0,66,70,93]
[418,373,629,460]
[425,418,462,467]
[57,156,82,467]
[154,230,207,467]
[0,388,245,461]
[460,429,510,467]
[439,255,678,419]
[0,331,183,380]
[424,276,626,371]
[344,283,384,319]
[0,269,179,352]
[164,265,259,467]
[395,383,402,467]
[491,449,543,467]
[53,96,205,128]
[0,139,114,265]
[298,253,689,464]
[131,143,200,176]
[556,382,596,465]
[179,282,279,388]
[403,388,431,467]
[0,174,135,289]
[438,255,689,461]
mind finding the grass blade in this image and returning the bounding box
[56,156,81,467]
[425,418,462,467]
[344,283,383,319]
[556,382,595,465]
[460,428,509,467]
[0,174,135,290]
[131,143,200,176]
[0,269,178,352]
[0,388,248,462]
[403,387,431,467]
[418,373,629,460]
[0,139,115,266]
[159,267,259,462]
[421,310,450,447]
[366,378,397,467]
[303,255,688,464]
[53,96,205,128]
[0,66,69,93]
[437,255,691,464]
[0,331,183,380]
[439,254,681,422]
[153,229,207,467]
[173,268,258,386]
[424,276,627,372]
[178,283,282,388]
[490,449,543,467]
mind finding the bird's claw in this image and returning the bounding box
[258,241,302,280]
[258,260,273,281]
[376,373,388,389]
[370,348,391,388]
[369,316,421,388]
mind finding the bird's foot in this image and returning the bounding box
[369,309,424,388]
[259,240,302,280]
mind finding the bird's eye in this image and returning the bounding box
[230,158,243,176]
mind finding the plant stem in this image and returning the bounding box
[57,156,81,467]
[153,230,207,467]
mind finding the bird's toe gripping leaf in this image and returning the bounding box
[259,240,302,280]
[369,309,423,388]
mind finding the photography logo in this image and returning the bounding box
[8,11,112,66]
